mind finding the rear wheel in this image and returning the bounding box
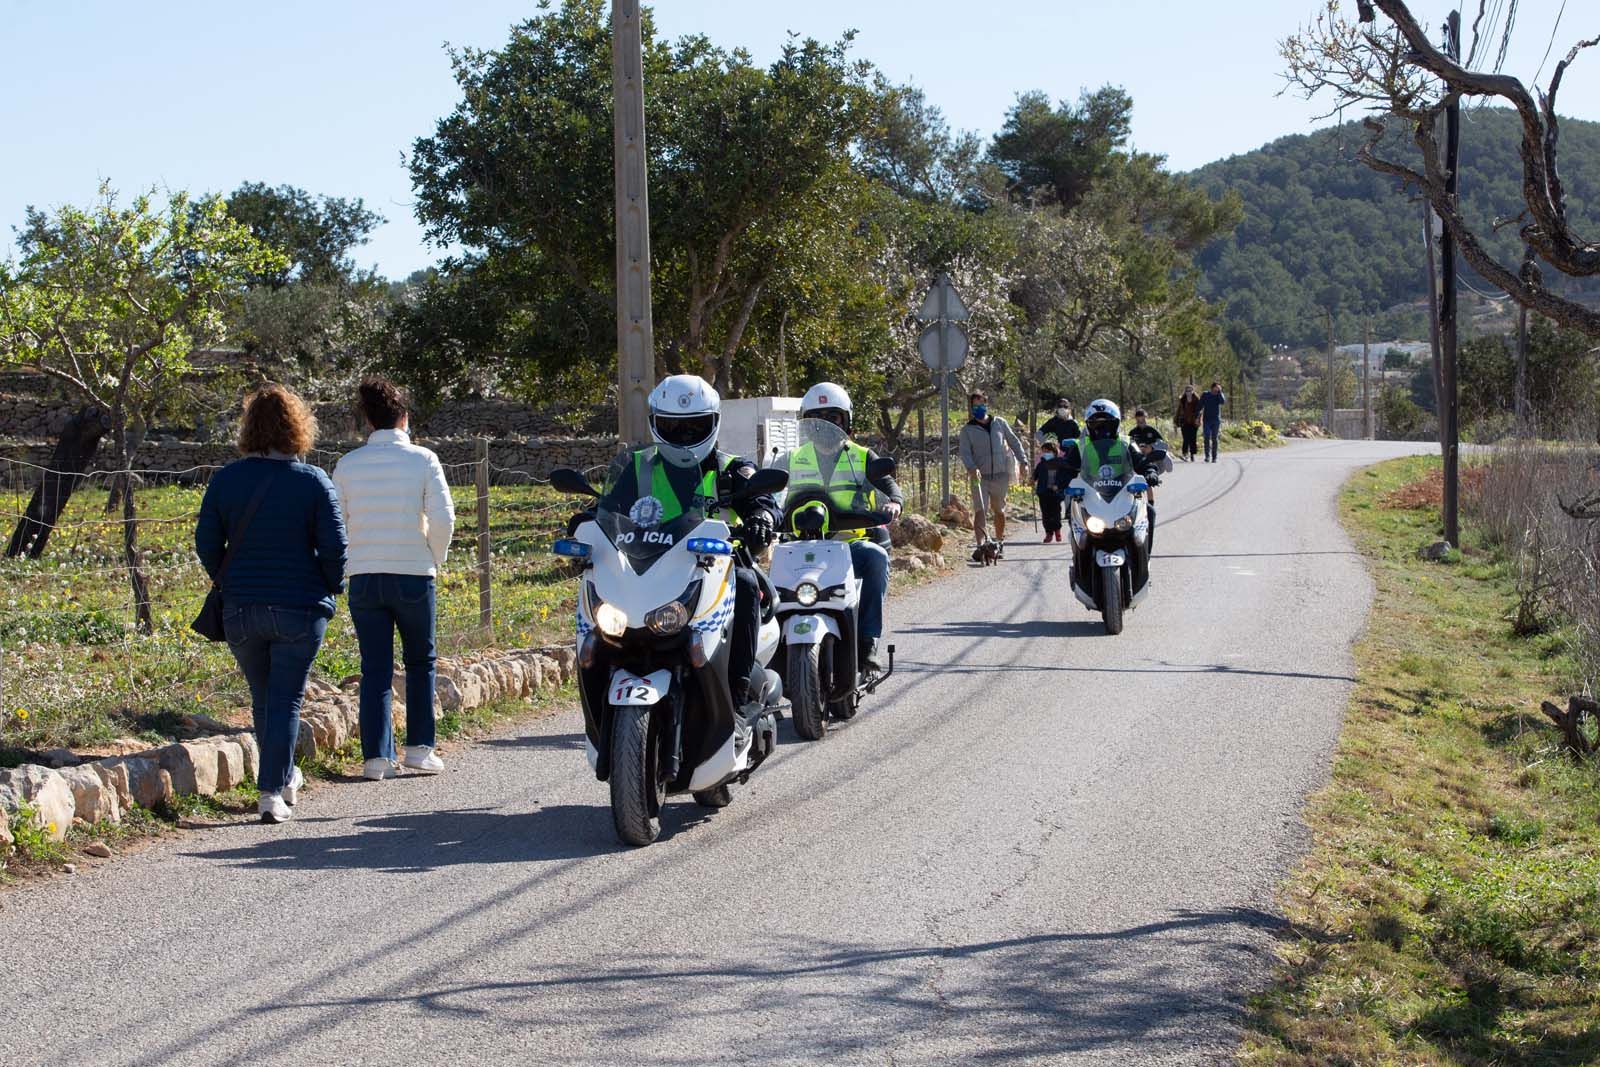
[609,704,663,846]
[693,784,733,808]
[1100,565,1124,635]
[787,642,827,740]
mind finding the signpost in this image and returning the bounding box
[916,273,970,505]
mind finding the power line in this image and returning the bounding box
[1533,0,1568,86]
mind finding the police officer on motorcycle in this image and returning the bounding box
[1059,399,1167,547]
[602,374,779,705]
[773,383,902,671]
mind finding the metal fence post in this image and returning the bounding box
[917,407,927,511]
[476,438,492,637]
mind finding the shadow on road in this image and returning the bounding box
[899,618,1106,641]
[481,731,589,752]
[895,653,1354,684]
[245,907,1287,1062]
[186,803,631,872]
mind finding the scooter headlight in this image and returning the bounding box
[594,601,629,638]
[1115,510,1136,531]
[795,581,820,607]
[1085,515,1107,535]
[645,601,688,636]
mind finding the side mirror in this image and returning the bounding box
[866,456,897,482]
[739,467,789,498]
[550,467,600,498]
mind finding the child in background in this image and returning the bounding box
[1032,439,1072,543]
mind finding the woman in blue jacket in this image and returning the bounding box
[195,385,347,823]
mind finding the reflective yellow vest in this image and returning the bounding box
[632,448,735,524]
[786,441,877,540]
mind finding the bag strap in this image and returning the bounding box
[213,467,280,591]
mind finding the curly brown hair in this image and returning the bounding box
[238,384,317,457]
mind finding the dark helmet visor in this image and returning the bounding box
[653,412,717,447]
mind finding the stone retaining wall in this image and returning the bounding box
[0,646,578,843]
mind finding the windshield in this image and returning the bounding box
[595,453,711,572]
[771,418,885,530]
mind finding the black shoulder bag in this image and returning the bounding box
[192,470,278,641]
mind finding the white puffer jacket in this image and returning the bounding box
[332,429,455,577]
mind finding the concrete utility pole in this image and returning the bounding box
[1324,307,1336,435]
[1362,320,1372,440]
[1439,8,1463,545]
[612,0,654,446]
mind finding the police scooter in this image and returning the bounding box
[1066,445,1165,635]
[550,462,788,846]
[768,442,898,740]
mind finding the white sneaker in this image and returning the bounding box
[281,767,305,806]
[363,758,398,781]
[403,746,445,774]
[258,793,292,823]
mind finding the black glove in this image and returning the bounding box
[743,510,775,550]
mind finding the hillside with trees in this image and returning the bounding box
[1190,109,1600,348]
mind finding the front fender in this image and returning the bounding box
[783,614,840,645]
[608,668,671,706]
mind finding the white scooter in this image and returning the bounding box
[1066,443,1167,635]
[768,465,898,739]
[550,463,788,846]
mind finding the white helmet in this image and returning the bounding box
[800,382,853,432]
[649,374,721,467]
[1084,398,1122,439]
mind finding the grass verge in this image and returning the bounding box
[1242,454,1600,1066]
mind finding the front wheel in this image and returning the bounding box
[787,641,828,740]
[1100,564,1124,635]
[609,704,664,846]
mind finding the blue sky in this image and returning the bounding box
[3,0,1596,278]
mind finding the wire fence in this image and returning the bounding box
[0,445,612,749]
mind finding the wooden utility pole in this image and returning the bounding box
[612,0,654,446]
[1439,8,1462,545]
[476,438,492,636]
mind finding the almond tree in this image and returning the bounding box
[0,184,284,630]
[1283,0,1600,336]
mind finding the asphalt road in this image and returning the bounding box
[0,439,1431,1067]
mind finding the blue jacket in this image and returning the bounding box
[195,456,348,618]
[1199,391,1227,427]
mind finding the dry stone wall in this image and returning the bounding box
[0,646,578,844]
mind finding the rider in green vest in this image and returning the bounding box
[1059,398,1164,547]
[773,383,903,671]
[603,374,778,705]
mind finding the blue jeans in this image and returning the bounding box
[349,574,438,760]
[223,604,328,793]
[1203,422,1221,460]
[850,540,889,640]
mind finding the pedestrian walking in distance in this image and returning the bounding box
[1199,381,1227,463]
[958,389,1028,561]
[1038,399,1079,447]
[1032,439,1071,543]
[1175,385,1201,462]
[196,385,347,824]
[333,378,456,781]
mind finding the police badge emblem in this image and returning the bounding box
[629,495,665,528]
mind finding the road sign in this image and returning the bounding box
[917,321,969,372]
[916,272,970,322]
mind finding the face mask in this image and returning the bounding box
[971,404,987,419]
[1043,450,1057,460]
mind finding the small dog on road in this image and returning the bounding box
[971,540,1002,566]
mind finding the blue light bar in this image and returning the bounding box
[1065,486,1087,500]
[552,538,591,559]
[1127,480,1149,494]
[685,537,733,556]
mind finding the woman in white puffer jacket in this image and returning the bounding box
[333,378,456,780]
